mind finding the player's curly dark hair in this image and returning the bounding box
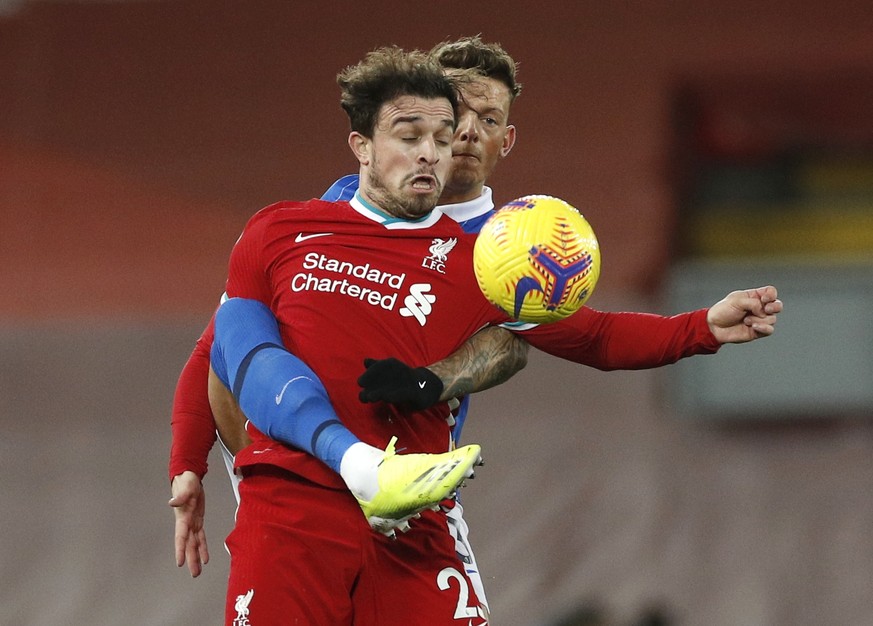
[337,46,460,137]
[430,35,522,101]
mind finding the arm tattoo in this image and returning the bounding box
[429,326,529,401]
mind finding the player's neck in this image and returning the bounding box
[439,183,486,206]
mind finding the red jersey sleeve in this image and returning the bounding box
[519,306,721,370]
[167,206,286,482]
[168,314,217,481]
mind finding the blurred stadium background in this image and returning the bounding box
[2,1,873,624]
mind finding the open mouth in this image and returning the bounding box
[410,175,437,191]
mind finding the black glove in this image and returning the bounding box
[357,357,444,410]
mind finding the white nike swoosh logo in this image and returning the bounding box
[275,376,310,404]
[294,232,333,243]
[418,381,427,389]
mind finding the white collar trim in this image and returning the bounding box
[350,192,445,230]
[438,187,495,222]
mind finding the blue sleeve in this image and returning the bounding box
[321,174,360,202]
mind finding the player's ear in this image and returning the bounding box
[349,132,371,165]
[500,125,517,159]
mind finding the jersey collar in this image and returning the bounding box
[438,186,495,223]
[350,191,445,230]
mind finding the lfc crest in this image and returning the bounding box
[422,237,457,274]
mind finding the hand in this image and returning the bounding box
[707,285,783,344]
[357,357,444,410]
[169,471,209,577]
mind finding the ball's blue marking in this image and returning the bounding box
[512,276,544,318]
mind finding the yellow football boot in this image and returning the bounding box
[356,437,482,537]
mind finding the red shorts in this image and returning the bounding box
[369,508,490,623]
[224,465,488,625]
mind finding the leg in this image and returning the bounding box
[211,297,357,472]
[225,466,375,625]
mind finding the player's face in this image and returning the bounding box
[442,75,516,204]
[354,95,455,219]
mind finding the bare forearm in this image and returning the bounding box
[429,326,529,400]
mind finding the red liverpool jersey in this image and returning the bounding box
[226,196,509,489]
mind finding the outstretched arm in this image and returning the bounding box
[519,286,782,371]
[519,306,719,370]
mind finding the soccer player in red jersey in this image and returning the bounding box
[211,46,515,624]
[168,38,783,622]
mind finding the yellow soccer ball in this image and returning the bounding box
[473,195,601,323]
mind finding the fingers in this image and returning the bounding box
[750,286,783,315]
[752,285,778,303]
[744,306,779,337]
[763,298,783,315]
[734,287,782,317]
[174,514,208,577]
[735,291,767,316]
[747,319,775,336]
[174,518,190,568]
[198,531,210,569]
[185,539,201,577]
[743,286,782,332]
[186,532,205,577]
